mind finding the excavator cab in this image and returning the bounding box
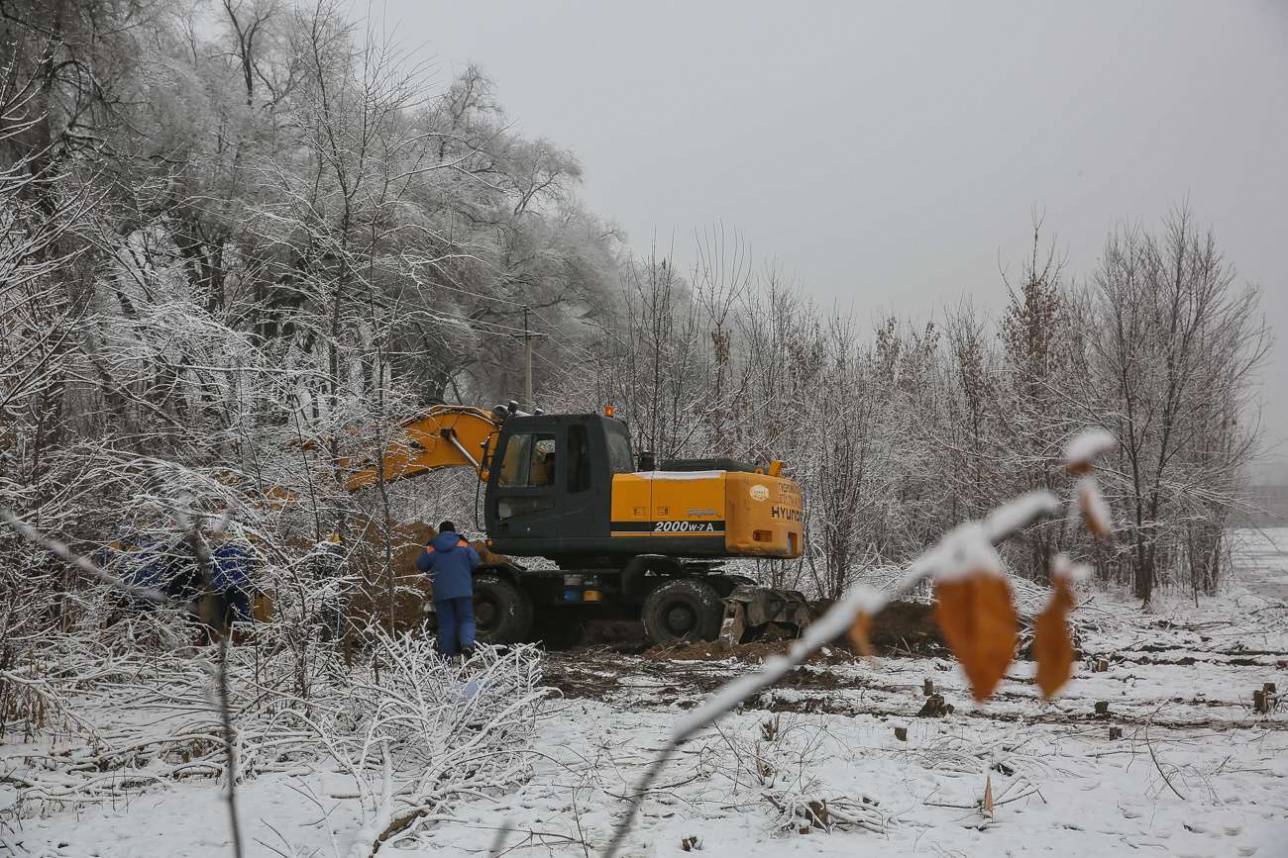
[485,413,629,557]
[484,413,803,564]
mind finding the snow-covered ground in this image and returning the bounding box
[5,529,1287,857]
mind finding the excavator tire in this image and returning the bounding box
[473,573,534,644]
[642,578,724,646]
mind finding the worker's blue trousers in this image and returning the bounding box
[435,596,476,657]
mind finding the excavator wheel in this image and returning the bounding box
[473,573,534,644]
[641,578,724,646]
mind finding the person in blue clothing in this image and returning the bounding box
[104,533,257,633]
[416,521,480,657]
[102,535,189,620]
[211,539,257,625]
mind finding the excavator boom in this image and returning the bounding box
[341,405,502,491]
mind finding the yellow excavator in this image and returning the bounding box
[333,403,809,646]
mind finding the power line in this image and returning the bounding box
[413,271,632,355]
[416,277,529,308]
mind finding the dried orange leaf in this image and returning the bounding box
[933,573,1018,701]
[1034,574,1076,698]
[1077,477,1113,538]
[848,611,873,657]
[982,774,995,819]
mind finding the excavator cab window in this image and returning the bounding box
[605,423,635,474]
[497,434,529,486]
[533,439,556,486]
[498,432,557,487]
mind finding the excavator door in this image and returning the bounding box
[485,415,613,555]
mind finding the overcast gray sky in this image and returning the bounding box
[357,0,1288,463]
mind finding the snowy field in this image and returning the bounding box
[4,529,1287,858]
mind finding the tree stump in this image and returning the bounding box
[1108,726,1123,740]
[1254,689,1269,715]
[923,678,935,697]
[1094,700,1110,718]
[1093,658,1109,673]
[918,693,953,718]
[894,725,908,741]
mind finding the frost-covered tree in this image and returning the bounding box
[1088,209,1267,602]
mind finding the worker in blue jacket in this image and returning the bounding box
[416,521,480,657]
[211,540,257,624]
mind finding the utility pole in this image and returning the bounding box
[514,307,547,412]
[522,307,533,412]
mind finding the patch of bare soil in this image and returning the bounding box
[545,666,621,700]
[546,648,1288,730]
[866,600,946,653]
[640,638,859,664]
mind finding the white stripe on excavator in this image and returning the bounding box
[634,470,727,481]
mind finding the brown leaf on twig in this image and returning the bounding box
[1077,477,1112,538]
[848,611,873,657]
[934,573,1017,701]
[1034,574,1076,698]
[982,774,995,819]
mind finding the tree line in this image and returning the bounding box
[581,219,1267,604]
